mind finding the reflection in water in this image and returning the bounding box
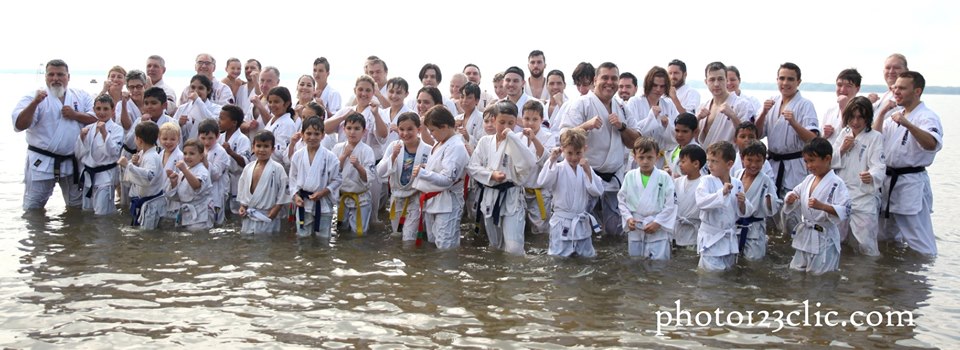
[0,213,938,348]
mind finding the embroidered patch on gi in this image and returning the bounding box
[33,159,42,167]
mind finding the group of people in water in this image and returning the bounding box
[11,51,942,274]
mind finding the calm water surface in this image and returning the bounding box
[1,76,958,348]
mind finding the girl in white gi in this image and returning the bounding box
[664,113,701,178]
[467,101,538,255]
[263,87,297,169]
[697,141,752,271]
[76,95,124,215]
[734,141,781,261]
[238,131,290,234]
[158,122,183,223]
[294,75,317,130]
[218,105,252,215]
[537,128,603,257]
[165,139,213,231]
[118,121,166,229]
[197,119,230,225]
[379,77,414,149]
[333,112,377,236]
[290,116,342,238]
[783,138,851,275]
[174,74,223,144]
[673,145,706,250]
[831,97,885,256]
[618,137,676,259]
[520,100,554,235]
[378,113,432,241]
[412,106,470,249]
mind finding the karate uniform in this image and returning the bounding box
[730,151,775,181]
[879,102,943,256]
[783,171,850,275]
[664,140,703,179]
[289,146,341,238]
[674,85,701,115]
[458,108,485,149]
[820,104,843,144]
[524,78,551,101]
[237,159,290,234]
[316,84,343,116]
[831,128,885,256]
[180,79,235,106]
[206,143,231,224]
[219,131,252,215]
[544,94,569,133]
[538,159,603,257]
[173,97,222,143]
[160,148,184,221]
[696,175,752,271]
[75,119,123,215]
[761,91,819,197]
[333,141,376,236]
[559,91,636,237]
[618,168,676,260]
[697,93,754,147]
[522,128,555,235]
[467,132,538,255]
[404,95,460,118]
[123,146,166,229]
[153,79,179,116]
[165,163,213,231]
[331,106,389,221]
[627,96,679,167]
[673,175,702,248]
[264,113,296,169]
[12,87,93,210]
[378,140,432,240]
[412,134,469,249]
[734,169,781,261]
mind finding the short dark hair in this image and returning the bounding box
[397,112,421,128]
[704,61,726,77]
[899,71,926,95]
[246,59,262,71]
[344,111,366,129]
[741,140,767,159]
[707,141,736,163]
[423,105,456,128]
[253,130,275,148]
[727,65,741,80]
[182,138,204,154]
[460,82,480,100]
[619,72,637,87]
[633,137,659,155]
[504,66,525,80]
[675,112,698,131]
[492,100,519,118]
[836,68,862,87]
[221,105,245,127]
[143,87,167,104]
[135,121,160,145]
[668,59,687,73]
[463,63,480,75]
[779,62,802,80]
[302,115,324,133]
[679,144,706,169]
[366,55,388,72]
[597,62,618,72]
[419,63,442,83]
[736,121,759,138]
[528,50,545,60]
[197,119,219,136]
[417,87,443,106]
[522,100,543,118]
[46,59,68,72]
[547,69,566,84]
[95,94,115,107]
[572,62,595,86]
[386,77,409,93]
[190,74,213,94]
[313,57,330,71]
[802,137,832,158]
[842,96,875,133]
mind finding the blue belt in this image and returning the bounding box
[130,191,164,226]
[736,216,765,253]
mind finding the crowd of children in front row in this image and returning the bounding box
[77,75,889,276]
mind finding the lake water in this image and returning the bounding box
[1,74,957,348]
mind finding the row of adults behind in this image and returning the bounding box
[11,52,942,260]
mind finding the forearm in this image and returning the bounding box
[15,102,40,131]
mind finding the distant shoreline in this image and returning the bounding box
[4,69,958,95]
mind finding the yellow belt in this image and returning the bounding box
[525,188,547,218]
[337,191,366,236]
[388,196,412,221]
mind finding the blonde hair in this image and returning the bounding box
[560,128,587,149]
[108,65,127,77]
[355,74,376,89]
[159,121,181,138]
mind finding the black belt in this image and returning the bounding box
[80,163,118,198]
[130,191,164,226]
[736,216,765,253]
[297,189,323,232]
[884,166,925,218]
[476,181,516,226]
[592,170,622,188]
[28,145,79,185]
[767,151,802,195]
[122,144,138,155]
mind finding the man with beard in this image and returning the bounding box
[667,59,700,115]
[179,53,235,106]
[146,55,178,115]
[12,59,97,210]
[463,63,497,109]
[559,62,640,238]
[524,50,550,101]
[617,72,638,103]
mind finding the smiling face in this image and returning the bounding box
[108,70,125,86]
[397,119,419,144]
[298,76,315,99]
[386,84,408,108]
[548,74,566,96]
[883,56,907,88]
[416,92,437,115]
[183,144,204,167]
[726,70,740,93]
[195,54,215,76]
[503,72,523,99]
[562,145,584,167]
[354,80,374,106]
[126,79,145,102]
[94,101,114,122]
[618,77,636,101]
[742,153,764,177]
[159,130,179,151]
[777,68,800,98]
[594,66,619,102]
[252,139,273,161]
[190,79,210,101]
[803,153,831,177]
[225,61,242,80]
[302,125,323,149]
[846,109,867,134]
[267,94,288,117]
[892,76,920,107]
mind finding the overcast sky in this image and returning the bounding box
[2,0,957,89]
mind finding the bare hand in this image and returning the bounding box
[808,197,822,210]
[290,131,302,146]
[141,113,152,123]
[783,110,795,124]
[583,116,602,131]
[179,114,189,126]
[117,156,129,168]
[122,91,131,103]
[131,153,141,166]
[491,171,506,182]
[721,103,736,120]
[785,192,798,205]
[238,206,247,217]
[867,93,879,104]
[579,158,591,171]
[187,91,198,101]
[626,218,637,231]
[175,160,188,171]
[891,110,909,126]
[643,221,661,234]
[294,194,304,207]
[80,127,89,140]
[391,142,402,162]
[860,171,873,184]
[34,90,48,103]
[96,121,106,135]
[61,105,76,120]
[823,125,835,139]
[412,164,423,178]
[651,105,662,117]
[840,134,854,153]
[668,86,678,99]
[499,126,510,140]
[736,192,745,204]
[697,107,709,120]
[549,147,561,162]
[349,155,360,169]
[837,95,851,110]
[763,99,775,112]
[723,183,733,195]
[222,142,233,153]
[608,113,622,130]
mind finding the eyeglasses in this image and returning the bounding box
[128,84,145,90]
[196,61,214,66]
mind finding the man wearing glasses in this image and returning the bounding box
[179,53,236,106]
